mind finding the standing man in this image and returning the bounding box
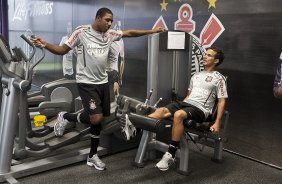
[273,52,282,98]
[32,7,164,171]
[148,47,228,171]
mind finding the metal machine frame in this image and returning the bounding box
[115,31,230,175]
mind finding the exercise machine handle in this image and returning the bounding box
[153,97,162,108]
[144,89,153,106]
[20,34,35,62]
[20,34,45,83]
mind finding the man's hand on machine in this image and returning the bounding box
[210,123,220,134]
[152,27,165,33]
[31,36,47,48]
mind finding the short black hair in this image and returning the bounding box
[95,7,113,19]
[207,46,225,66]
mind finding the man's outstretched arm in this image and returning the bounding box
[122,27,164,38]
[32,36,71,55]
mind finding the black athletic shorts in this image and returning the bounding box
[77,83,111,117]
[165,101,206,123]
[107,70,119,84]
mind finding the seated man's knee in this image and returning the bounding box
[155,107,169,114]
[173,110,187,122]
[149,107,170,119]
[89,114,104,125]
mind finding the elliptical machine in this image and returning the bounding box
[0,34,92,183]
[0,34,142,183]
[0,34,43,182]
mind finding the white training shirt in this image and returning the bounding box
[184,71,228,118]
[65,24,122,84]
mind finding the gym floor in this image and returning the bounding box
[18,145,282,184]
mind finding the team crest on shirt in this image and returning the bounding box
[89,99,96,110]
[205,76,213,82]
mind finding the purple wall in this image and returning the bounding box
[0,0,8,39]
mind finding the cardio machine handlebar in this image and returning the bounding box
[19,34,45,84]
[20,34,45,71]
[0,34,45,91]
[20,34,36,61]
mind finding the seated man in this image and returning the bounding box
[273,52,282,99]
[148,47,228,171]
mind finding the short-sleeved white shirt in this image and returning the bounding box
[65,24,122,84]
[184,71,228,118]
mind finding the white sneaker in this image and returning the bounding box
[54,112,69,136]
[87,154,106,171]
[156,152,175,171]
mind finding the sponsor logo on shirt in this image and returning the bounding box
[68,30,81,45]
[193,87,209,96]
[108,31,122,37]
[86,43,108,56]
[219,79,225,96]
